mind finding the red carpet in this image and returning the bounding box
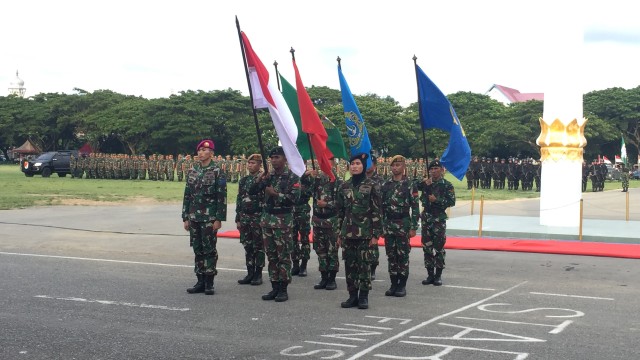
[218,230,640,259]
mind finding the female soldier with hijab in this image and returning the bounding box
[336,153,382,309]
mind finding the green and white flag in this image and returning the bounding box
[621,136,628,165]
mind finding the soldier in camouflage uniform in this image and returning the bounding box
[621,165,630,192]
[251,147,300,302]
[305,161,342,291]
[417,160,456,286]
[365,155,383,280]
[380,155,419,297]
[291,164,313,277]
[176,154,185,182]
[182,139,227,296]
[337,153,382,309]
[235,154,265,286]
[139,155,147,180]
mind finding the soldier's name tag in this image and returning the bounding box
[343,189,354,199]
[359,185,372,195]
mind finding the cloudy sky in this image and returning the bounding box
[1,0,638,106]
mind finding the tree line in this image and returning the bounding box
[0,85,637,163]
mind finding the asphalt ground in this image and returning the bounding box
[1,204,639,359]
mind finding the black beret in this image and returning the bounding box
[350,152,369,164]
[428,160,442,169]
[269,146,285,157]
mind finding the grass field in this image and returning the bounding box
[0,164,636,210]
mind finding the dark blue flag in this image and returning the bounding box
[338,65,372,168]
[416,64,471,181]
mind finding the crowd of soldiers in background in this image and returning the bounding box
[68,153,434,183]
[465,157,542,191]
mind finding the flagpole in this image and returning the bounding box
[413,55,430,177]
[290,47,316,171]
[235,16,268,171]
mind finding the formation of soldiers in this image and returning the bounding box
[465,157,541,192]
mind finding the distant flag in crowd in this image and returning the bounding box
[338,64,372,168]
[415,64,471,181]
[602,155,612,165]
[615,155,623,164]
[621,136,628,165]
[239,31,306,176]
[292,58,335,181]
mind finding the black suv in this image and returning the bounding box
[21,151,77,177]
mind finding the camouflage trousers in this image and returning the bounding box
[263,226,293,283]
[239,217,265,268]
[291,206,311,262]
[312,225,339,272]
[621,175,629,190]
[139,169,146,180]
[421,220,447,269]
[384,234,411,277]
[189,221,219,276]
[177,171,184,182]
[342,239,372,292]
[369,244,380,267]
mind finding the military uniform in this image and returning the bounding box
[307,169,342,290]
[380,155,419,297]
[365,158,384,280]
[417,160,456,286]
[621,166,630,192]
[235,154,265,286]
[252,147,300,302]
[337,153,382,309]
[182,140,227,295]
[291,170,313,277]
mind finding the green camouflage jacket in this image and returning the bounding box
[381,176,419,236]
[337,177,382,239]
[416,177,455,223]
[182,161,227,222]
[235,171,264,224]
[251,168,300,229]
[306,170,342,228]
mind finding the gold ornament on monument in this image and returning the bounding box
[536,118,588,162]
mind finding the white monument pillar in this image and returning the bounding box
[536,13,586,227]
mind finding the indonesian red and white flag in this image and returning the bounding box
[615,155,623,163]
[240,32,305,176]
[602,155,612,164]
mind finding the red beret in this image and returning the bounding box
[196,139,214,152]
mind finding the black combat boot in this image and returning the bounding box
[204,275,215,295]
[186,274,205,294]
[422,268,435,285]
[251,267,263,285]
[371,264,377,280]
[433,268,443,286]
[298,259,308,277]
[275,282,289,302]
[314,271,328,289]
[385,275,398,296]
[395,275,407,297]
[291,261,300,276]
[238,266,254,285]
[358,290,369,309]
[341,291,359,308]
[325,271,337,290]
[262,281,280,300]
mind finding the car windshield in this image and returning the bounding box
[35,153,55,161]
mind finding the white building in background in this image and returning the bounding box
[8,70,26,97]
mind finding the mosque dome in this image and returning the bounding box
[9,71,25,87]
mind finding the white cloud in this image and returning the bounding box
[1,0,638,106]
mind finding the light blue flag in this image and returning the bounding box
[338,65,372,168]
[416,64,471,181]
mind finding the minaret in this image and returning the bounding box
[8,70,26,97]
